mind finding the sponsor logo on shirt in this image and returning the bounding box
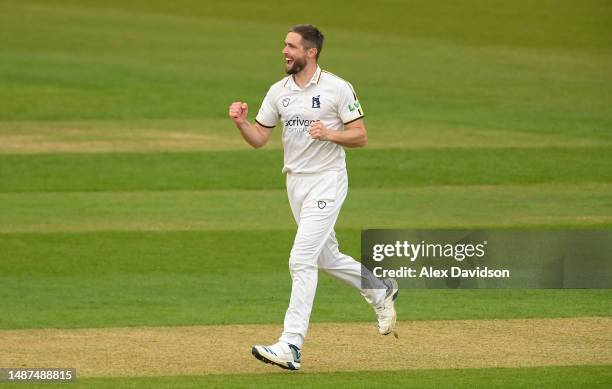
[285,117,318,127]
[284,117,320,134]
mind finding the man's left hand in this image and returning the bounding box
[308,121,332,141]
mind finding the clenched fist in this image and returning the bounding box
[308,120,332,141]
[228,102,248,125]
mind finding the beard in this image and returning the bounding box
[285,56,307,75]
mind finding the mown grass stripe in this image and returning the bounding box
[1,184,611,233]
[65,365,612,389]
[0,148,610,192]
[1,229,611,329]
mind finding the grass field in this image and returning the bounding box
[0,0,611,387]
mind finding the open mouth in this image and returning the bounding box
[285,58,294,65]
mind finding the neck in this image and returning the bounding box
[292,62,318,89]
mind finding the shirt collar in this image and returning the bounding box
[286,65,322,91]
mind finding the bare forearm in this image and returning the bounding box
[228,101,272,149]
[235,120,268,149]
[327,127,367,148]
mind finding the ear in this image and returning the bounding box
[307,47,318,59]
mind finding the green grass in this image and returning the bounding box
[1,1,610,131]
[1,230,610,329]
[2,117,610,155]
[5,365,611,388]
[1,184,611,233]
[1,148,611,192]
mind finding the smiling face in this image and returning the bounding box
[283,32,316,75]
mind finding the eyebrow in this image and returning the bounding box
[284,41,298,48]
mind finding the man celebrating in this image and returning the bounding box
[228,24,398,371]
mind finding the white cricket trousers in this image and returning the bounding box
[279,168,386,348]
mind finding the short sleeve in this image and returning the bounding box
[338,82,364,125]
[255,89,278,128]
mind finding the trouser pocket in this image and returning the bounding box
[308,170,338,211]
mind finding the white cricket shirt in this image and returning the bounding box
[255,65,364,174]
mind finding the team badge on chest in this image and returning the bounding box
[312,95,321,108]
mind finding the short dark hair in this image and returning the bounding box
[289,24,324,60]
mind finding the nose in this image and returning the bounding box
[282,46,289,55]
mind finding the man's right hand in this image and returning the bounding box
[228,101,272,149]
[228,102,248,126]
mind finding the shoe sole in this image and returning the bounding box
[251,347,300,371]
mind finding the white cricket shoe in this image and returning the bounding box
[251,341,301,370]
[375,278,399,336]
